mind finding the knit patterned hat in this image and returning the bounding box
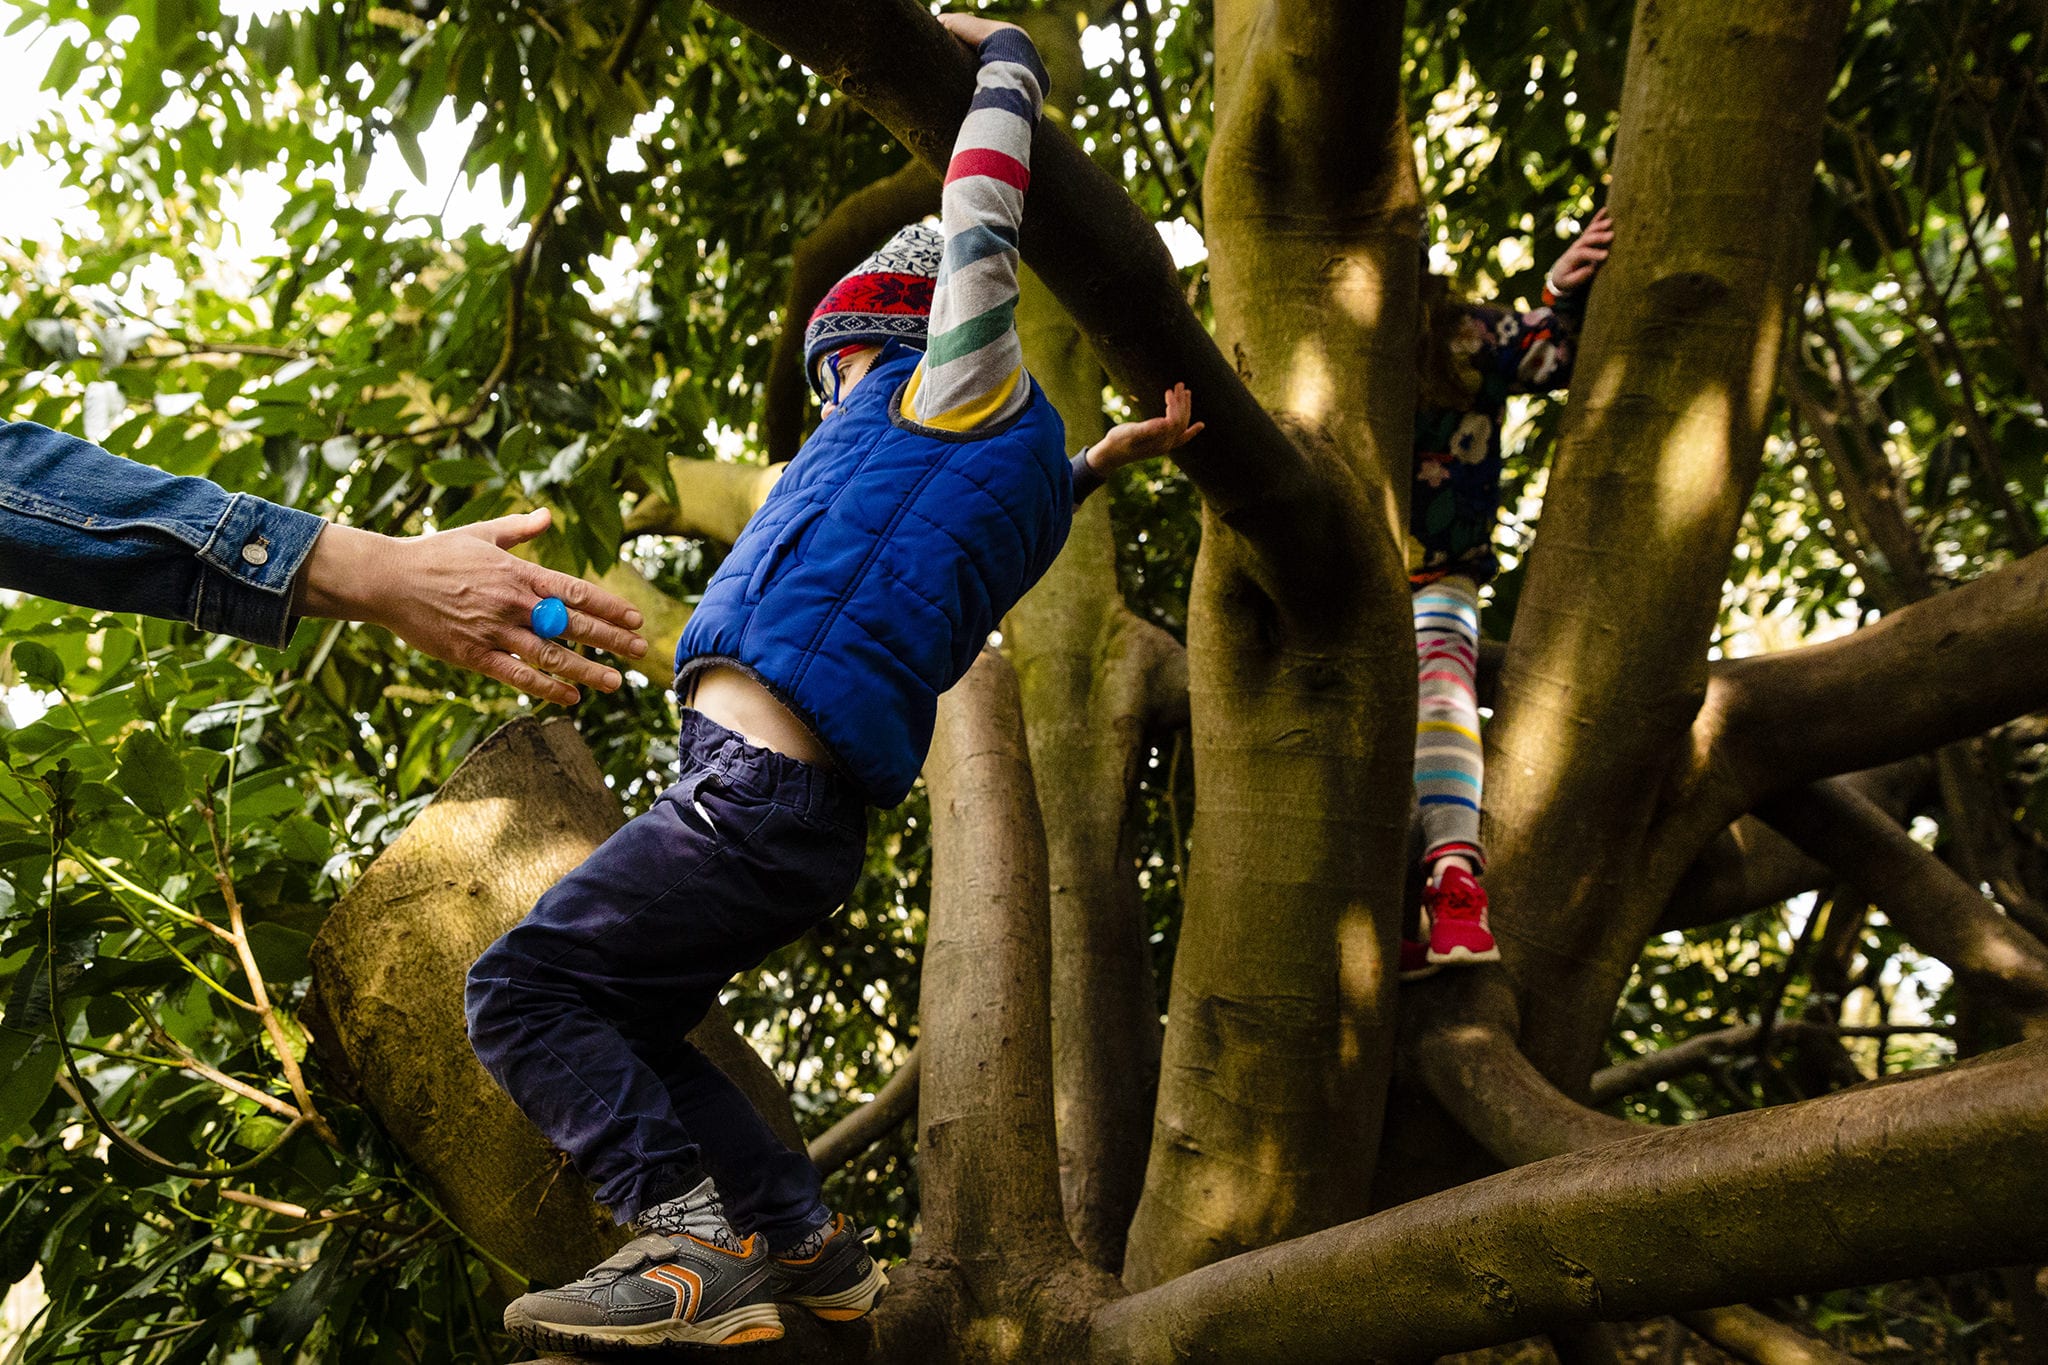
[803,224,943,397]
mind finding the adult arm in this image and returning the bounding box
[902,20,1048,433]
[0,422,647,704]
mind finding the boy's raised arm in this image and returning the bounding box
[902,17,1049,434]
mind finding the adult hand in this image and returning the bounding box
[298,509,649,706]
[937,12,1024,47]
[1548,206,1614,294]
[1088,384,1205,476]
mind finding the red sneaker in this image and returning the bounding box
[1399,932,1438,982]
[1424,865,1499,965]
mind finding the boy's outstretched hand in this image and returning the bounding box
[1548,206,1614,293]
[1088,384,1205,477]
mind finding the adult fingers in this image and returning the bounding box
[507,629,624,692]
[526,565,647,635]
[559,603,649,660]
[463,508,553,549]
[475,649,581,707]
[1176,420,1206,448]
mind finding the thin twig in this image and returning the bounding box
[200,800,340,1149]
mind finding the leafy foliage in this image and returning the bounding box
[0,0,2042,1359]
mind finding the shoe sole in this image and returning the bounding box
[1399,964,1440,982]
[1426,944,1501,965]
[783,1259,889,1322]
[506,1300,784,1353]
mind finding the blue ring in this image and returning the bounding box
[529,597,570,640]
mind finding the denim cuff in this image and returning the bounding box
[189,494,327,649]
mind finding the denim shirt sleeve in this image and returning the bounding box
[0,422,327,648]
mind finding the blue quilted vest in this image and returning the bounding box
[675,344,1072,806]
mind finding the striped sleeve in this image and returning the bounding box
[903,28,1049,433]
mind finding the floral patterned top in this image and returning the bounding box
[1409,283,1586,587]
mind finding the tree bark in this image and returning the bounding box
[1006,266,1178,1274]
[1707,545,2048,809]
[306,718,805,1289]
[915,650,1122,1355]
[1122,0,1418,1287]
[1091,1040,2048,1362]
[1482,0,1851,1091]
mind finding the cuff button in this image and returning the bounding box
[241,542,270,566]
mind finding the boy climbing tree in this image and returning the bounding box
[461,12,1201,1353]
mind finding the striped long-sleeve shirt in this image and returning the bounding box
[902,28,1049,435]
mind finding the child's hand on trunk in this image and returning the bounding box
[1548,206,1614,294]
[937,13,1024,47]
[1088,384,1204,478]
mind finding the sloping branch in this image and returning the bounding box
[1405,973,1640,1166]
[807,1045,920,1173]
[1709,544,2048,806]
[1676,1307,1865,1365]
[624,459,785,545]
[701,0,1309,525]
[1759,779,2048,1031]
[1587,1020,1915,1105]
[1091,1039,2048,1362]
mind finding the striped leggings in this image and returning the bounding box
[1413,576,1484,871]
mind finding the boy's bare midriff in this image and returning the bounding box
[687,663,836,769]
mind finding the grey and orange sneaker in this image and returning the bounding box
[768,1213,888,1322]
[503,1180,783,1352]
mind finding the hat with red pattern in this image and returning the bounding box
[803,224,942,397]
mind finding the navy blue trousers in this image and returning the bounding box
[465,710,867,1246]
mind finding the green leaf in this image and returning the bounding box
[244,921,311,984]
[115,729,187,818]
[10,641,64,690]
[276,815,332,864]
[422,456,495,486]
[0,1030,59,1143]
[256,1231,354,1345]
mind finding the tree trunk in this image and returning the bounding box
[1482,0,1851,1091]
[1122,0,1420,1288]
[1006,266,1181,1273]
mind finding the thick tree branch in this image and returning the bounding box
[1676,1307,1865,1365]
[916,651,1069,1262]
[701,0,1310,525]
[807,1045,920,1173]
[624,459,784,546]
[1659,817,1832,934]
[1406,973,1640,1166]
[1091,1040,2048,1362]
[1709,544,2048,805]
[764,160,941,462]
